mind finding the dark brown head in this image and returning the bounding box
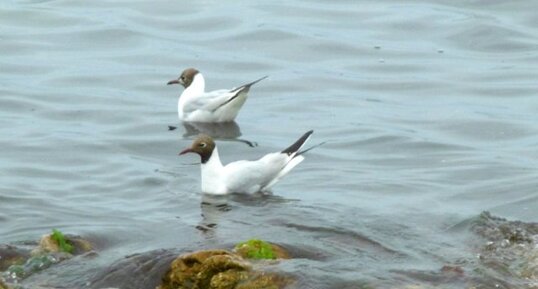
[179,134,216,164]
[167,68,199,88]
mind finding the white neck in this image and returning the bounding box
[178,73,205,119]
[200,146,225,194]
[183,74,205,98]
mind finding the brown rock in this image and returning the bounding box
[159,249,292,289]
[0,278,10,289]
[68,235,93,254]
[0,244,31,271]
[32,234,92,256]
[268,244,291,260]
[159,250,245,289]
[441,265,464,276]
[236,272,292,289]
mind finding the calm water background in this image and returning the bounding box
[1,0,538,287]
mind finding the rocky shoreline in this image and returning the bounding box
[2,212,538,289]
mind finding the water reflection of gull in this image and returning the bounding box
[179,121,258,147]
[197,192,298,233]
[197,194,231,234]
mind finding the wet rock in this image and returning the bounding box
[0,278,9,289]
[159,250,247,289]
[0,244,31,271]
[66,235,93,254]
[235,272,292,289]
[391,212,538,289]
[519,248,538,279]
[159,249,293,289]
[32,233,92,256]
[1,232,92,284]
[3,253,70,283]
[473,211,538,245]
[471,211,538,284]
[90,249,181,289]
[234,240,290,260]
[440,265,464,277]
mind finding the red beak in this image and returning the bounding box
[167,79,180,85]
[179,148,193,155]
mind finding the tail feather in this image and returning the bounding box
[263,130,315,191]
[264,155,305,190]
[281,130,314,155]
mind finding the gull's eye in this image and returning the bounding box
[199,142,207,148]
[180,76,186,81]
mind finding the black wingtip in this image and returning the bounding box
[247,75,268,87]
[281,130,314,155]
[297,140,326,156]
[243,75,268,89]
[213,76,269,112]
[231,75,268,93]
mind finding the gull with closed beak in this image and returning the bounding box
[179,130,315,194]
[168,68,267,123]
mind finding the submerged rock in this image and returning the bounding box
[90,249,181,289]
[0,278,9,289]
[158,249,293,289]
[473,211,538,245]
[0,245,31,271]
[3,253,71,282]
[0,232,93,285]
[471,211,538,286]
[392,212,538,289]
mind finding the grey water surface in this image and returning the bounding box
[1,0,538,288]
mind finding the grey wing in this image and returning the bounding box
[223,154,289,192]
[182,89,237,114]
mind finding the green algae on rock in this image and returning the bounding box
[158,249,293,289]
[32,231,92,256]
[51,229,74,254]
[1,232,94,284]
[234,240,290,260]
[234,240,275,260]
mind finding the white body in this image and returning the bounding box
[200,147,305,194]
[178,74,249,122]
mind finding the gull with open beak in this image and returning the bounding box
[167,68,267,123]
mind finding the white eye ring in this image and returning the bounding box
[199,142,207,148]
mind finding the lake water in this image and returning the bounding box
[1,0,538,288]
